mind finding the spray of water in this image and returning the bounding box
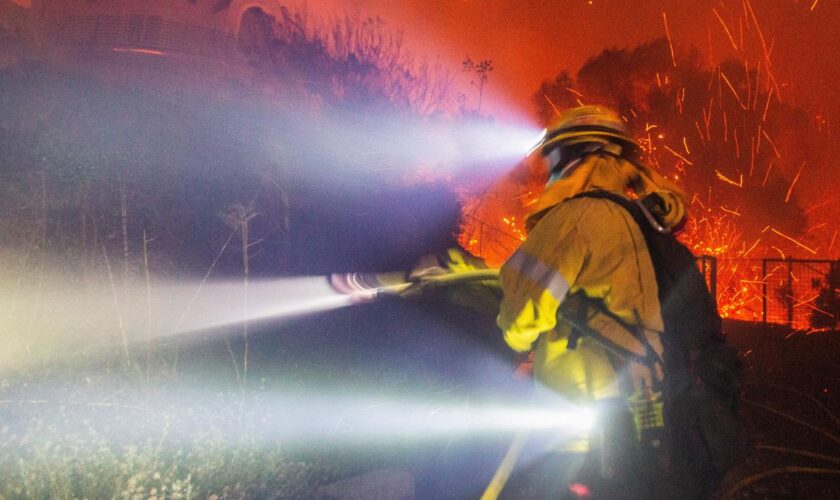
[0,268,355,374]
[0,378,594,448]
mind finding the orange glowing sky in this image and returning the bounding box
[291,0,840,125]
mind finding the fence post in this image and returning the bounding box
[762,259,767,325]
[710,256,717,302]
[787,258,794,327]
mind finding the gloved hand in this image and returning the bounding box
[407,253,449,281]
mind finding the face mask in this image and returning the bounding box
[546,157,585,186]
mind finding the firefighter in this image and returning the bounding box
[330,105,700,497]
[498,105,687,404]
[495,105,689,498]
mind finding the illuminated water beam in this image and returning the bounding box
[0,384,594,448]
[249,100,543,185]
[0,272,356,373]
[158,278,354,334]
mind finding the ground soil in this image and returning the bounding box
[715,320,840,499]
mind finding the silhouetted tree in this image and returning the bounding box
[531,38,815,250]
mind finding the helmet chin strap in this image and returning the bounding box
[548,156,584,184]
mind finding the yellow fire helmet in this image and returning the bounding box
[536,106,639,181]
[540,105,638,152]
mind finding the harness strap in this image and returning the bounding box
[554,190,669,386]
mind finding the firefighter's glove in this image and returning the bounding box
[408,253,450,281]
[401,253,452,298]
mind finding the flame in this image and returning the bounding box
[455,3,838,324]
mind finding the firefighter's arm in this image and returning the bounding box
[497,207,587,353]
[408,248,502,314]
[408,247,492,278]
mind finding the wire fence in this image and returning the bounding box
[761,259,839,330]
[681,257,839,330]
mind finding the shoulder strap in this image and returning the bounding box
[572,190,723,374]
[570,190,650,230]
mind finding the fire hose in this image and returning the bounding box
[329,269,549,499]
[330,269,654,498]
[329,268,501,301]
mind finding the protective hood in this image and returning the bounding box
[525,153,687,232]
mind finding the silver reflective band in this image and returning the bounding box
[507,251,571,302]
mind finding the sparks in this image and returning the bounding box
[804,222,827,235]
[662,12,677,68]
[715,170,743,188]
[761,160,774,187]
[720,71,747,110]
[743,239,761,257]
[722,110,728,142]
[784,161,806,203]
[761,87,774,122]
[663,145,694,165]
[744,0,781,99]
[761,129,781,159]
[793,294,819,308]
[543,94,561,115]
[712,8,739,52]
[752,60,763,110]
[770,246,786,259]
[694,121,706,145]
[565,87,584,98]
[769,228,818,255]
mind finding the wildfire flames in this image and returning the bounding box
[457,1,837,328]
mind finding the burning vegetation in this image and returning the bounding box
[457,4,837,328]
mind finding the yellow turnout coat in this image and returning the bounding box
[497,153,687,402]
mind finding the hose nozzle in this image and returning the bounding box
[328,272,414,303]
[329,269,500,303]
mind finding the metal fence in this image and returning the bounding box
[48,15,239,60]
[762,259,838,329]
[459,215,523,267]
[691,257,840,330]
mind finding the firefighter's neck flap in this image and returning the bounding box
[526,153,687,233]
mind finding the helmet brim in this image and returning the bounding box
[539,129,639,154]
